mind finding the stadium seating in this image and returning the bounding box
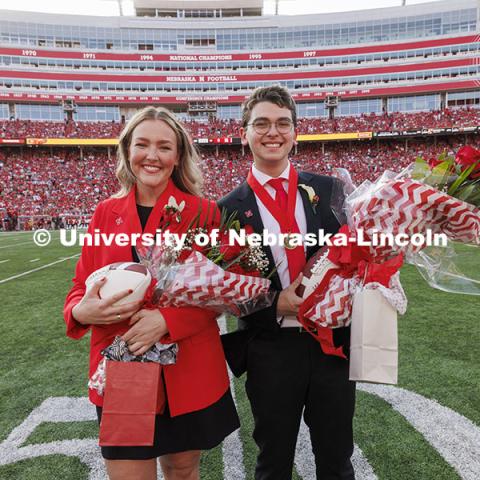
[1,136,479,226]
[1,107,480,140]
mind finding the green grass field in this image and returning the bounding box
[0,230,479,479]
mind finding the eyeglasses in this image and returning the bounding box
[247,119,294,135]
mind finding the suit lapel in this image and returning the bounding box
[298,172,323,260]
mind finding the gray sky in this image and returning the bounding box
[0,0,439,16]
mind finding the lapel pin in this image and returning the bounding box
[245,210,253,218]
[115,217,123,225]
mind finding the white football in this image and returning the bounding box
[85,262,151,305]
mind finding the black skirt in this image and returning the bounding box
[96,389,240,460]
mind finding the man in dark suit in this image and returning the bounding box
[218,85,356,480]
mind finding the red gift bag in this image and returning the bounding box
[99,361,166,446]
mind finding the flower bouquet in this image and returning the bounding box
[298,145,480,383]
[137,208,275,317]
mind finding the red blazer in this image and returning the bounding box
[63,180,229,417]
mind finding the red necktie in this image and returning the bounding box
[267,178,305,282]
[268,178,288,210]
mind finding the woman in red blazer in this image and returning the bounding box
[64,107,239,480]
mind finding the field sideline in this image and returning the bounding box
[0,231,479,479]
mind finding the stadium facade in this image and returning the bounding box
[0,0,479,123]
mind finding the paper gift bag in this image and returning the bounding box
[99,361,166,446]
[349,289,398,384]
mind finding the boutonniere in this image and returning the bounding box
[163,196,185,226]
[244,210,254,218]
[298,184,320,213]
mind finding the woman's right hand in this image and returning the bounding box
[72,277,143,326]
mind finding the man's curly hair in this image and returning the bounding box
[241,85,297,128]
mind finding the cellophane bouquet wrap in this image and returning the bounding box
[298,147,480,378]
[346,146,480,294]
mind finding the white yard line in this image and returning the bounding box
[359,383,480,480]
[218,315,247,480]
[0,397,106,480]
[0,259,10,264]
[29,258,40,263]
[0,254,80,285]
[0,232,32,237]
[295,418,378,480]
[0,241,34,250]
[0,232,36,244]
[0,231,62,249]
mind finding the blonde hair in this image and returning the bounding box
[113,106,203,198]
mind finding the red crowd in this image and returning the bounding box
[182,118,239,137]
[0,148,118,223]
[0,120,123,139]
[297,108,480,134]
[2,136,479,225]
[1,107,479,140]
[200,137,480,199]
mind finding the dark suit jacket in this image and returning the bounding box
[218,171,351,376]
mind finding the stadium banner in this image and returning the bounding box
[26,138,118,145]
[1,80,477,106]
[212,137,238,144]
[1,34,476,63]
[23,138,242,146]
[297,132,373,141]
[193,137,241,145]
[375,126,479,138]
[1,58,474,83]
[0,138,25,144]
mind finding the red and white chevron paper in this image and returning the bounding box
[153,251,272,316]
[304,274,356,328]
[350,178,480,259]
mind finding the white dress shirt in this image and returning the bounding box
[251,162,307,328]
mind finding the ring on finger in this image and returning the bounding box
[116,313,121,321]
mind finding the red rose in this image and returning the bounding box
[226,263,248,275]
[243,268,261,278]
[177,248,193,262]
[191,240,206,254]
[455,146,480,176]
[218,230,242,261]
[427,157,443,169]
[160,210,175,228]
[243,224,255,235]
[220,243,242,261]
